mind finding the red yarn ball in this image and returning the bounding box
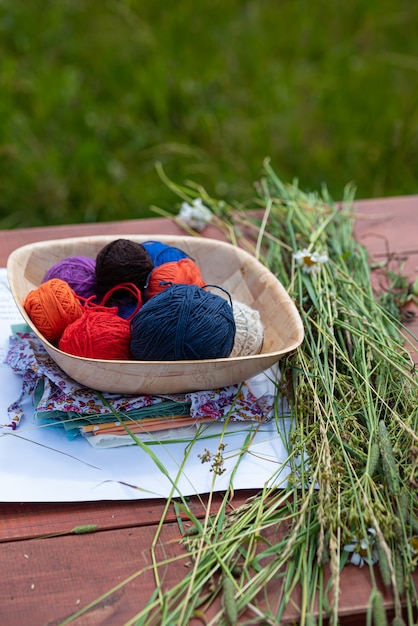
[59,306,132,360]
[59,283,142,360]
[24,278,83,343]
[145,258,205,300]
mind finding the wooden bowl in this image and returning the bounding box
[7,235,304,394]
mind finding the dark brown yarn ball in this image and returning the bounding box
[95,239,154,301]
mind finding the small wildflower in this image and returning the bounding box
[294,248,328,274]
[177,198,213,232]
[198,443,227,475]
[198,448,212,464]
[343,528,379,567]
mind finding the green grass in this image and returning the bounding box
[1,0,418,227]
[53,167,418,626]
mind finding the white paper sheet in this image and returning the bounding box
[0,268,293,502]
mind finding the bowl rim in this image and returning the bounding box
[7,234,305,366]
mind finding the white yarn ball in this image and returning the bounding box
[230,300,264,357]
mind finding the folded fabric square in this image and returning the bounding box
[4,330,284,447]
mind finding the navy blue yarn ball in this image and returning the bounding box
[142,240,189,267]
[130,284,236,360]
[115,300,137,319]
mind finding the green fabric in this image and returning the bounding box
[33,380,191,440]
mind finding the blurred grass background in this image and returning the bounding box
[0,0,417,228]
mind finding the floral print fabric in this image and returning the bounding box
[4,333,276,432]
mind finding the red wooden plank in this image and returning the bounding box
[353,195,418,273]
[0,493,254,543]
[0,524,184,626]
[1,519,414,626]
[353,195,418,364]
[0,217,227,267]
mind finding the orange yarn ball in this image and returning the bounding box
[24,278,83,343]
[145,258,205,300]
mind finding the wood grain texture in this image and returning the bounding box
[1,515,412,626]
[0,217,227,267]
[353,194,418,365]
[0,492,254,543]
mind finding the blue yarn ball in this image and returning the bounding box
[130,284,236,360]
[115,301,137,319]
[142,240,189,267]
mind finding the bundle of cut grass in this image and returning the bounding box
[64,162,417,626]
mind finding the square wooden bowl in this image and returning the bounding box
[7,235,304,394]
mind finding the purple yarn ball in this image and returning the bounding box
[42,256,97,299]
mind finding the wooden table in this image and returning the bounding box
[0,197,417,625]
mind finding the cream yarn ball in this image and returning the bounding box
[230,300,264,357]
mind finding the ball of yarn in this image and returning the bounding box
[230,300,264,357]
[142,240,189,266]
[59,305,132,360]
[24,278,83,343]
[130,284,236,361]
[100,282,143,320]
[145,258,206,300]
[112,300,138,319]
[42,256,97,299]
[95,239,154,300]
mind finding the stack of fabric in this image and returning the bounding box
[4,328,281,449]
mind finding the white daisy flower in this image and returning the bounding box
[177,198,213,232]
[343,528,379,567]
[293,248,329,274]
